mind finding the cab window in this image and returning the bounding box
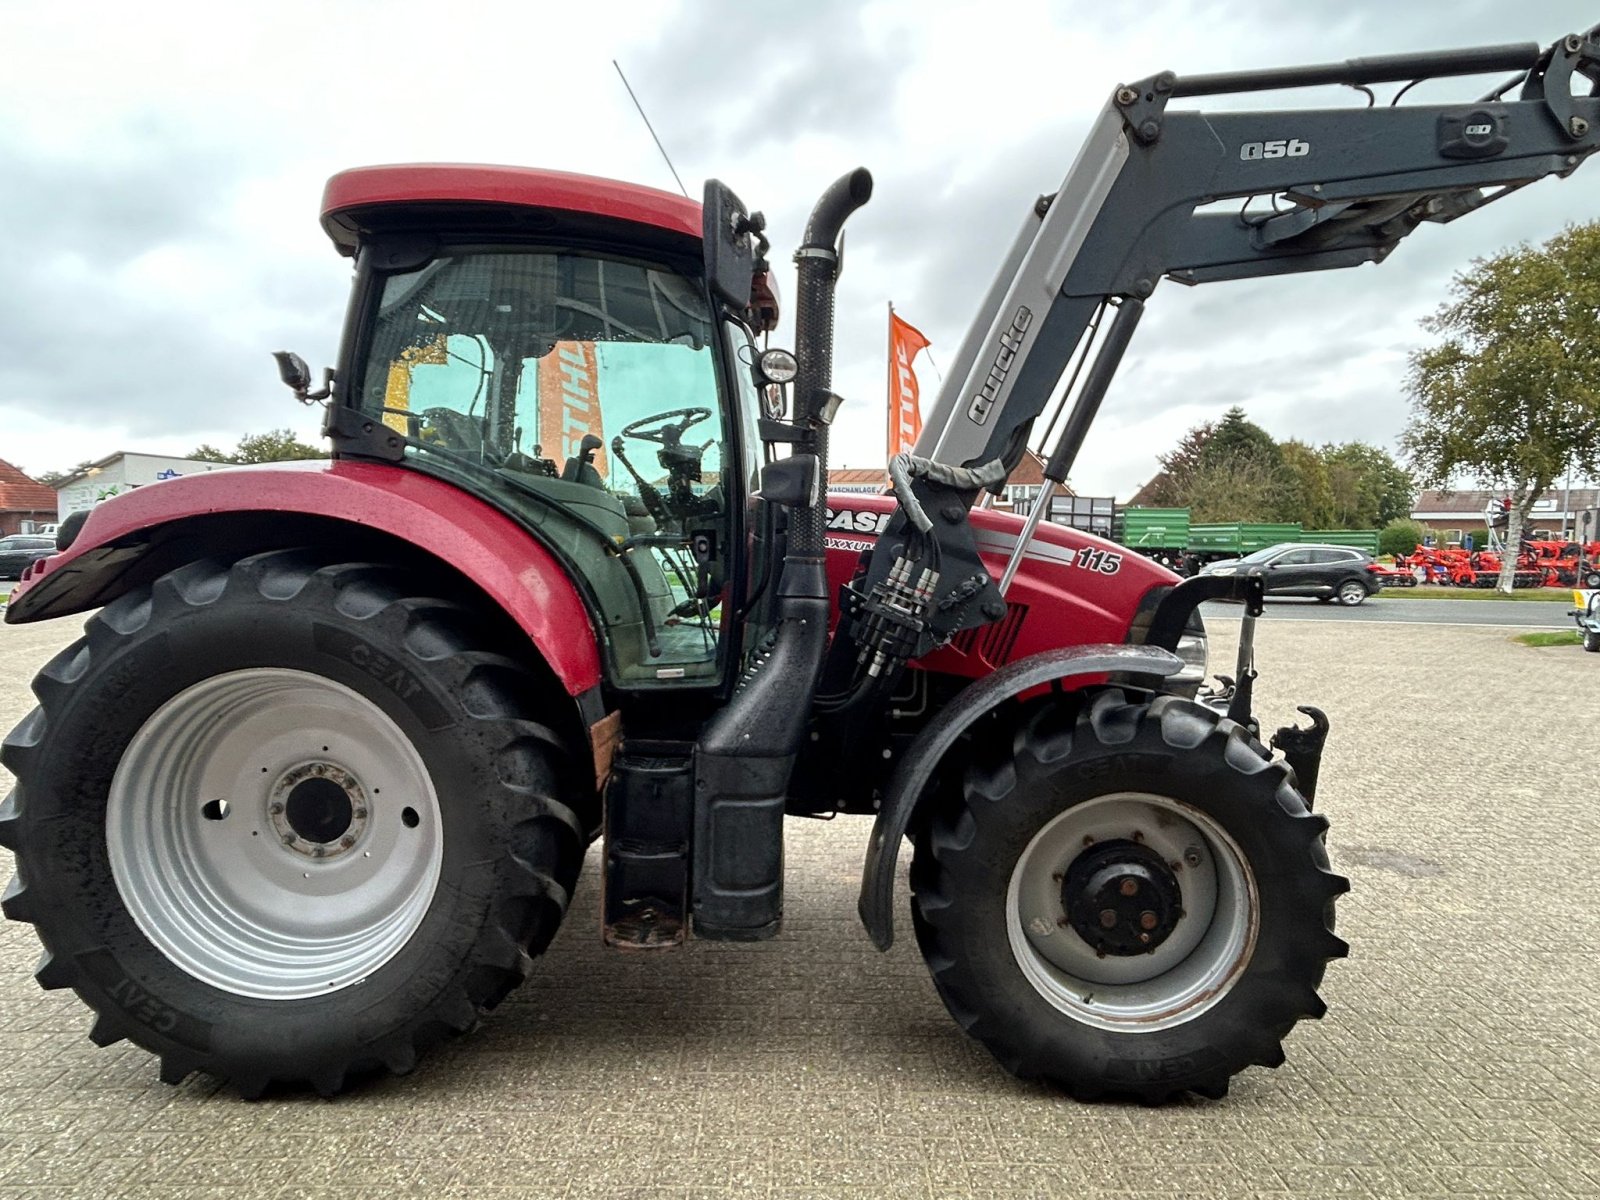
[354,248,734,686]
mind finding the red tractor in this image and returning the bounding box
[3,29,1596,1102]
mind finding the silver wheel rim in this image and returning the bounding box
[107,668,444,999]
[1006,791,1257,1032]
[1339,582,1364,604]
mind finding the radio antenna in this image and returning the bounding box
[613,60,689,198]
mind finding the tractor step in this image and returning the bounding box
[602,744,694,949]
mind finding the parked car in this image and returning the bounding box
[0,534,56,581]
[1198,542,1380,605]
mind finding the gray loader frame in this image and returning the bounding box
[875,28,1600,626]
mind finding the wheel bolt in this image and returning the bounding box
[1139,932,1151,944]
[1131,830,1144,843]
[1098,909,1118,929]
[341,836,355,848]
[270,803,285,815]
[282,834,296,845]
[355,809,368,820]
[1119,878,1139,897]
[1139,911,1158,930]
[1082,836,1095,847]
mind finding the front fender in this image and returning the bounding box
[857,643,1182,951]
[7,460,603,697]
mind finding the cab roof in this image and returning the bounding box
[319,164,703,255]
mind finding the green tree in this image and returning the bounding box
[1186,456,1284,523]
[1140,420,1215,506]
[1402,223,1600,592]
[1276,440,1335,526]
[1199,406,1278,471]
[32,459,96,487]
[188,429,329,465]
[1321,442,1414,527]
[1378,517,1428,559]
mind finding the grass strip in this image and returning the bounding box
[1513,630,1582,647]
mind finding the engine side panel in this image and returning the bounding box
[823,492,1177,674]
[7,460,603,697]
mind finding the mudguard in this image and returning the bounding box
[6,460,603,697]
[857,643,1182,951]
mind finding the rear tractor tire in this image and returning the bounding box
[910,689,1348,1102]
[0,551,587,1097]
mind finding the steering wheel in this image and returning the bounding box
[621,407,713,445]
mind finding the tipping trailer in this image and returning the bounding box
[2,27,1597,1103]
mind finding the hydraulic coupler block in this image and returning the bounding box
[854,553,939,677]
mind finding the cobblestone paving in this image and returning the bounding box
[0,614,1596,1198]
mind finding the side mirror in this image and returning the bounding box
[702,179,755,310]
[272,351,333,403]
[273,351,311,393]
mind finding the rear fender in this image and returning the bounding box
[856,643,1182,952]
[7,461,604,704]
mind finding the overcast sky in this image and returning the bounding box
[2,1,1596,496]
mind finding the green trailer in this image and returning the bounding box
[1113,508,1190,571]
[1302,529,1381,554]
[1185,522,1303,561]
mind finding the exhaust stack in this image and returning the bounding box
[691,168,873,940]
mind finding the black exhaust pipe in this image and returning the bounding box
[691,168,872,940]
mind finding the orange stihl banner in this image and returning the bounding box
[887,309,931,457]
[539,341,606,474]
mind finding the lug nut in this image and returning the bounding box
[1139,911,1158,930]
[1098,909,1118,929]
[270,803,285,815]
[1131,830,1144,843]
[1119,879,1139,897]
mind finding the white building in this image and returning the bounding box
[55,453,234,518]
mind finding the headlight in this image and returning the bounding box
[757,347,799,385]
[1174,631,1208,686]
[1210,566,1235,577]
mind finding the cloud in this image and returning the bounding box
[1,0,1596,493]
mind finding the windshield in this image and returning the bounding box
[1238,546,1289,564]
[352,248,734,686]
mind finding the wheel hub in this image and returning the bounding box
[1062,839,1184,956]
[268,762,369,859]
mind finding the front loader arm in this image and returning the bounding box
[920,28,1599,474]
[837,27,1600,681]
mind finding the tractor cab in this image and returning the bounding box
[312,165,774,689]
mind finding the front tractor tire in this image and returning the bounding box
[910,689,1348,1102]
[0,552,586,1097]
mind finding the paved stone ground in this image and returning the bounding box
[0,613,1596,1199]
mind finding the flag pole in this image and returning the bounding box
[886,301,894,462]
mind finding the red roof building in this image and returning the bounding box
[828,451,1074,510]
[0,459,56,536]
